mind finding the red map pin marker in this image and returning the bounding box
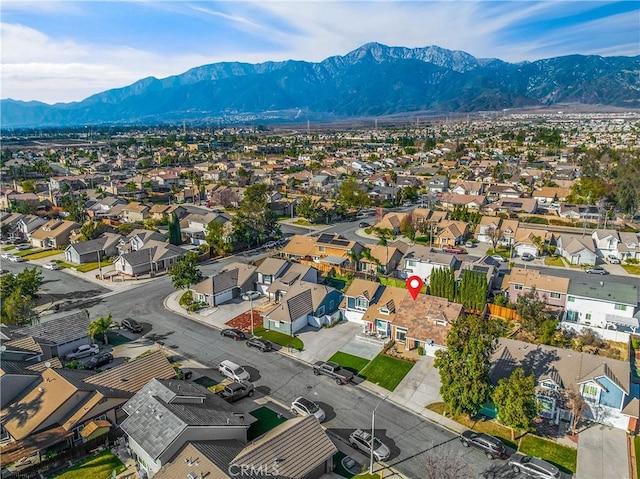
[406,275,423,300]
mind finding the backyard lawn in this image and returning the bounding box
[248,406,287,441]
[360,354,414,391]
[50,450,125,479]
[327,351,370,375]
[518,434,577,474]
[544,256,565,267]
[253,326,304,351]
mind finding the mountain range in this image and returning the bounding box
[2,42,639,128]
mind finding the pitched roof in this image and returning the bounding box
[361,286,407,324]
[15,311,89,345]
[84,350,176,393]
[4,335,43,355]
[490,337,630,395]
[505,268,570,294]
[256,257,288,276]
[281,235,316,257]
[154,441,245,479]
[265,283,336,323]
[233,415,337,478]
[393,294,464,344]
[343,278,380,300]
[567,279,639,305]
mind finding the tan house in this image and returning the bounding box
[121,202,150,223]
[504,267,570,309]
[359,243,404,275]
[434,220,470,247]
[29,219,80,249]
[392,294,464,356]
[361,286,407,337]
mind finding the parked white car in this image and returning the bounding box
[65,344,99,361]
[8,255,24,262]
[290,396,326,422]
[43,262,61,270]
[608,254,621,264]
[218,359,251,382]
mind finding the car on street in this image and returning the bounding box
[490,255,506,263]
[443,247,465,254]
[0,269,8,275]
[358,221,370,228]
[0,253,11,259]
[608,254,621,264]
[263,241,278,249]
[459,431,508,459]
[464,241,475,248]
[290,396,326,422]
[65,344,99,361]
[585,266,609,275]
[508,453,561,478]
[221,328,247,340]
[349,429,390,461]
[8,255,24,262]
[15,244,32,251]
[521,252,535,261]
[43,262,61,270]
[218,359,251,382]
[85,352,114,370]
[241,291,261,301]
[121,318,143,333]
[246,337,272,352]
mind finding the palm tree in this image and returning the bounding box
[348,248,362,273]
[88,313,114,345]
[375,227,393,274]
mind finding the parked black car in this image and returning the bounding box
[220,328,247,340]
[85,352,113,370]
[246,337,272,352]
[121,318,143,333]
[459,431,508,459]
[217,381,255,402]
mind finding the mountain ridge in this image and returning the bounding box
[2,43,639,127]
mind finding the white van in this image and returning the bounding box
[218,360,251,382]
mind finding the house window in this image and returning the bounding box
[396,328,407,343]
[615,304,627,311]
[540,379,557,391]
[550,292,561,299]
[407,260,417,268]
[355,298,368,310]
[568,296,575,302]
[585,313,591,320]
[263,275,273,285]
[582,384,600,403]
[329,300,334,310]
[317,305,325,317]
[318,246,326,253]
[514,284,523,291]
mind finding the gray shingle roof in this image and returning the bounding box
[567,279,639,305]
[16,311,89,345]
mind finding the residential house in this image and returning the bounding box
[190,262,257,306]
[0,357,62,408]
[484,197,538,215]
[254,257,291,294]
[180,211,232,245]
[14,311,91,360]
[433,220,470,248]
[375,212,410,235]
[532,187,571,205]
[64,233,124,264]
[360,286,407,337]
[14,215,47,240]
[120,202,150,223]
[117,229,169,255]
[359,243,404,275]
[30,219,81,249]
[439,193,488,210]
[339,279,384,325]
[558,204,601,221]
[505,268,570,309]
[617,232,640,261]
[264,263,319,303]
[451,181,485,196]
[476,217,519,246]
[563,280,639,331]
[556,234,598,265]
[399,245,458,283]
[0,192,40,211]
[114,240,185,276]
[120,378,249,478]
[513,227,550,258]
[262,283,342,335]
[148,204,187,222]
[486,184,523,200]
[154,415,337,479]
[490,337,635,430]
[86,197,128,220]
[280,235,317,260]
[392,294,464,356]
[427,175,449,193]
[592,229,619,258]
[302,233,366,274]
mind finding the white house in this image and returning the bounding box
[339,279,383,325]
[563,280,639,331]
[399,244,458,284]
[556,234,598,265]
[592,229,619,258]
[617,232,640,261]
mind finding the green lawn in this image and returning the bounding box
[248,406,288,441]
[379,276,427,294]
[53,260,74,269]
[360,354,414,391]
[519,434,577,474]
[327,351,370,375]
[76,259,114,272]
[13,248,44,257]
[635,436,640,479]
[254,326,304,351]
[23,249,62,260]
[623,264,640,275]
[544,256,565,267]
[50,450,125,479]
[1,245,16,251]
[426,402,517,449]
[325,277,349,292]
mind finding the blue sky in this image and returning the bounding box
[1,1,638,104]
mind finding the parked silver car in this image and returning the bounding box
[290,396,326,422]
[508,453,561,478]
[349,429,390,461]
[65,344,99,361]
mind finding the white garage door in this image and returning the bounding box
[215,289,234,305]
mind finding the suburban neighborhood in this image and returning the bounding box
[1,112,640,479]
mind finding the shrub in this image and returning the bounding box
[179,290,193,308]
[417,346,425,356]
[632,337,640,350]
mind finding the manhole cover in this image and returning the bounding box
[306,385,314,390]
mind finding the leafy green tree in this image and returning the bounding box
[168,212,182,245]
[168,252,203,290]
[336,177,370,213]
[232,184,280,248]
[492,368,537,431]
[118,223,134,235]
[399,214,416,241]
[435,314,498,417]
[205,220,232,256]
[515,287,553,336]
[2,289,39,326]
[88,313,114,345]
[79,221,106,241]
[20,180,37,193]
[296,197,324,222]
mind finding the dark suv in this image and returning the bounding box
[121,318,143,333]
[460,431,507,459]
[85,352,114,370]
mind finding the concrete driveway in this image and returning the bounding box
[293,321,376,364]
[577,424,629,479]
[392,355,442,411]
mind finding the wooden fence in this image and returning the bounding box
[487,304,521,321]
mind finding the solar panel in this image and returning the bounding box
[332,239,350,247]
[317,233,334,244]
